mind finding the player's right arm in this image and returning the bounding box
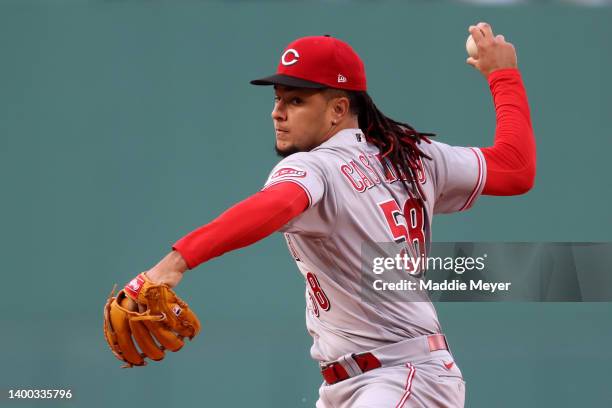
[428,23,536,213]
[466,22,536,196]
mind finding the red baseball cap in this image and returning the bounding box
[250,35,367,91]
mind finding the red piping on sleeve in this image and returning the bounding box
[172,181,309,269]
[459,148,484,211]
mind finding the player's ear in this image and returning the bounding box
[332,96,350,121]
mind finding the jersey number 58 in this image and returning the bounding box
[378,197,426,258]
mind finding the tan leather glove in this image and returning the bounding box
[103,273,201,367]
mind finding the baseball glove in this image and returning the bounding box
[103,273,201,368]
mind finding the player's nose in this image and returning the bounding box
[271,101,286,121]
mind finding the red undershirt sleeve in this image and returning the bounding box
[172,181,309,269]
[481,68,536,196]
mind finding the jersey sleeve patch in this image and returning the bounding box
[270,167,307,180]
[263,153,326,210]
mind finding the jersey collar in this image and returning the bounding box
[317,128,366,149]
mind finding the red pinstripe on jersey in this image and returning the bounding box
[395,363,416,408]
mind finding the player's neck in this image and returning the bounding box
[320,118,360,145]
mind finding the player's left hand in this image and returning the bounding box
[145,250,188,288]
[466,22,518,78]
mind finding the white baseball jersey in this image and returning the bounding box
[263,128,486,363]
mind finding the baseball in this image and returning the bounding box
[466,34,478,58]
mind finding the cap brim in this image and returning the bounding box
[250,74,326,89]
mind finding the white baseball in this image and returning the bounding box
[466,34,478,58]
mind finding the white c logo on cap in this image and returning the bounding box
[281,49,299,66]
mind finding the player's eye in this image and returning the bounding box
[273,96,281,103]
[291,97,302,105]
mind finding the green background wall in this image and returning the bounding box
[1,1,610,407]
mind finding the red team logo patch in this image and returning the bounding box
[271,167,307,179]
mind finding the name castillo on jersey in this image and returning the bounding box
[267,151,427,194]
[338,152,427,193]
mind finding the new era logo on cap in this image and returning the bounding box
[250,35,367,91]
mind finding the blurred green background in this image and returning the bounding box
[1,1,610,407]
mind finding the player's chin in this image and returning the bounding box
[274,141,302,158]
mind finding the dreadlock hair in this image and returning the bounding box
[326,89,435,207]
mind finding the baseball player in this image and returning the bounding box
[111,22,535,407]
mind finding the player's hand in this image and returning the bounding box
[466,22,518,78]
[144,250,188,288]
